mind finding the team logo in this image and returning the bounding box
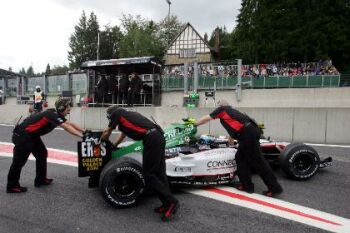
[81,138,107,157]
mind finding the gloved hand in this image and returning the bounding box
[182,117,197,125]
[110,141,118,151]
[83,129,92,139]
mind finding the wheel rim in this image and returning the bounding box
[292,153,313,173]
[111,173,138,198]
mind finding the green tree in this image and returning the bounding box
[86,12,100,60]
[232,0,350,71]
[26,66,34,77]
[119,15,158,57]
[99,25,123,60]
[19,68,26,75]
[208,26,234,61]
[68,11,100,69]
[119,14,183,58]
[45,64,51,75]
[50,65,69,75]
[158,15,184,49]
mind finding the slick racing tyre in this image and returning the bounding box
[99,157,145,208]
[279,143,320,180]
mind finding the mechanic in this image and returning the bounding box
[6,98,86,193]
[195,99,283,197]
[101,106,179,221]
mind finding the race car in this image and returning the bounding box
[77,119,332,208]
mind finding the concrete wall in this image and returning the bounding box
[161,87,350,108]
[1,87,349,145]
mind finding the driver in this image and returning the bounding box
[195,99,283,197]
[101,106,179,221]
[6,98,86,193]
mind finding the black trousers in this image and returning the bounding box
[142,130,177,205]
[127,91,138,106]
[7,133,48,188]
[33,102,43,112]
[119,91,128,105]
[235,126,282,192]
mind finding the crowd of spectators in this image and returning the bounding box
[164,60,339,78]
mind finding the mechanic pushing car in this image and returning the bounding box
[6,98,86,193]
[101,106,179,221]
[195,99,283,197]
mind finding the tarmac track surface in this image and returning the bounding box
[0,125,350,233]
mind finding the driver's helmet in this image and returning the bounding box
[198,135,216,145]
[55,98,72,113]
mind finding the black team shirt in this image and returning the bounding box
[209,106,250,138]
[17,109,67,137]
[108,108,156,141]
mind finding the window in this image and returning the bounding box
[179,49,196,58]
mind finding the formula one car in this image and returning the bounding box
[77,119,332,208]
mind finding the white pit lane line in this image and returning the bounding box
[1,142,350,232]
[188,187,350,233]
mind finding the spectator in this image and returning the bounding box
[118,74,129,105]
[127,72,143,107]
[96,75,108,103]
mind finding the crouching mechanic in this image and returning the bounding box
[101,106,179,221]
[6,98,86,193]
[195,99,283,197]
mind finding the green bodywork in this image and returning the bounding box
[112,123,197,159]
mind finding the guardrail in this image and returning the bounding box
[161,75,340,91]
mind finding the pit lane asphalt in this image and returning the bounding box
[0,125,349,233]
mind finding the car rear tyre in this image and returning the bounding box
[279,143,320,180]
[99,157,145,208]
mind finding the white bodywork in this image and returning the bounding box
[166,148,237,177]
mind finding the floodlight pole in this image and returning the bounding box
[166,0,171,45]
[236,59,242,102]
[97,31,100,60]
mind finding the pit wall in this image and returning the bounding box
[0,87,349,145]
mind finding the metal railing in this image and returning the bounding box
[161,75,341,91]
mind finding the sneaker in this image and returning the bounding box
[7,185,28,193]
[34,178,53,187]
[161,201,179,222]
[262,189,283,197]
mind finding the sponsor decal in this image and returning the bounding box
[174,167,191,173]
[116,167,144,180]
[164,125,194,141]
[78,136,111,177]
[207,159,235,168]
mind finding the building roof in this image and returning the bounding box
[0,68,24,78]
[80,56,162,69]
[166,22,214,53]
